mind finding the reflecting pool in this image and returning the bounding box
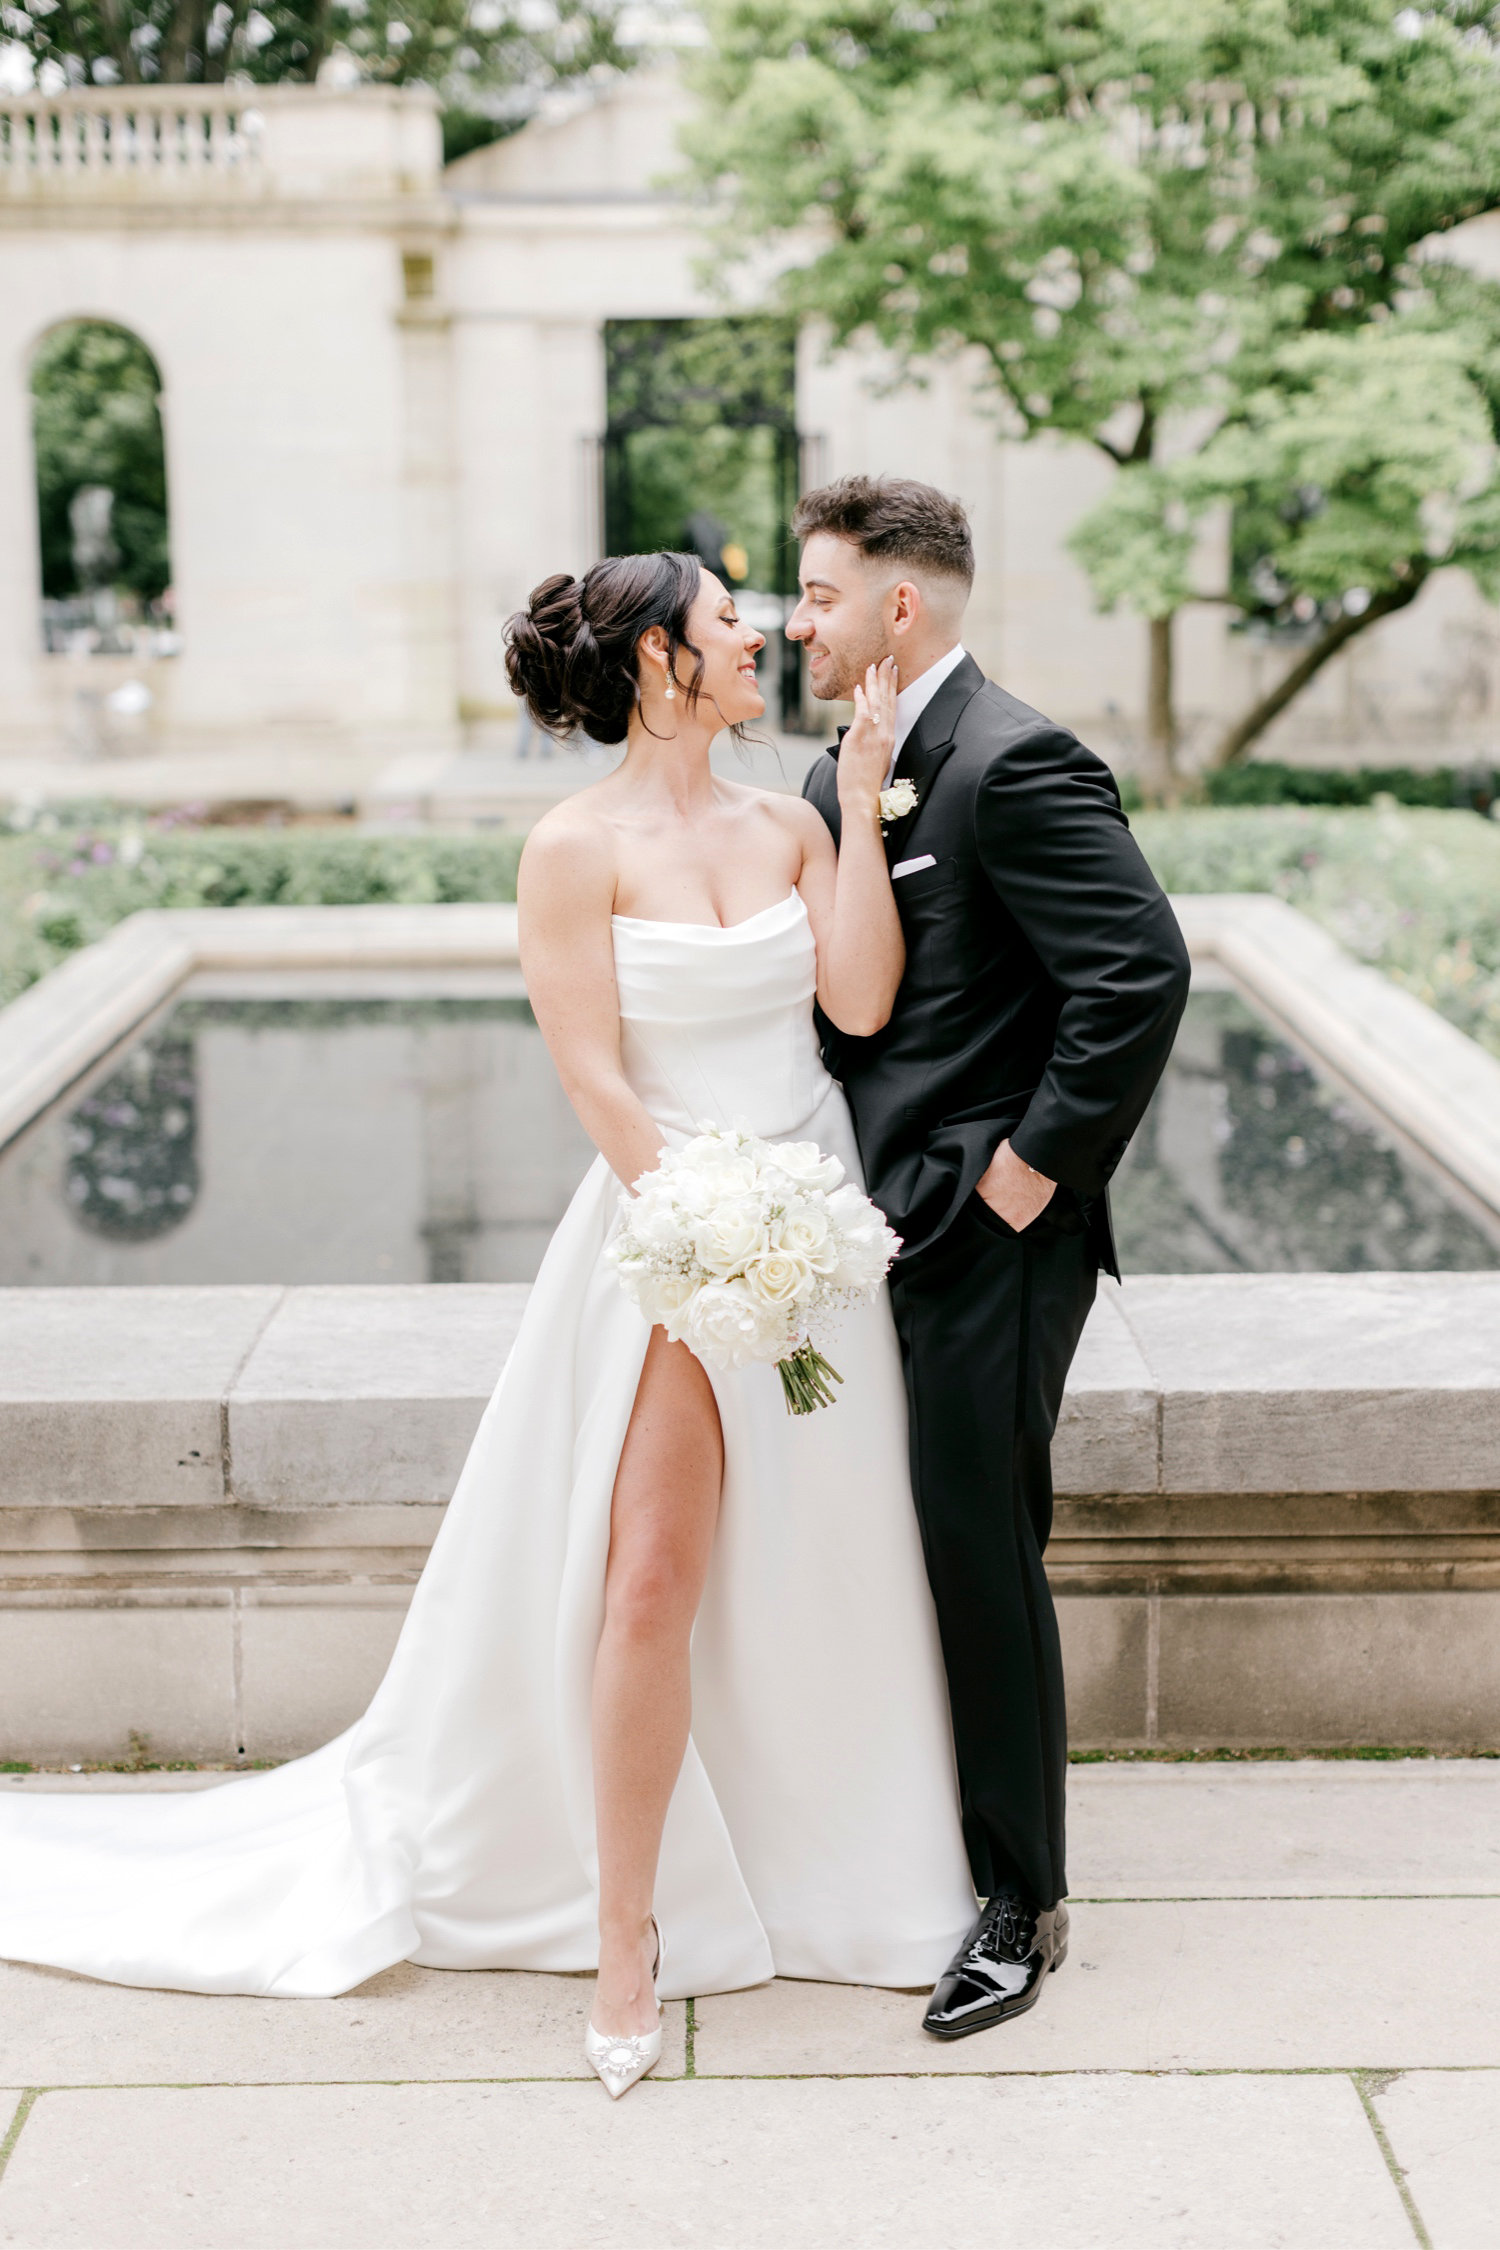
[1111,985,1498,1273]
[0,972,1494,1284]
[0,975,598,1286]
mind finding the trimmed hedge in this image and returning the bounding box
[1118,762,1496,812]
[0,821,523,1009]
[1200,762,1493,811]
[3,802,1498,1061]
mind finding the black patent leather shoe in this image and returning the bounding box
[922,1893,1069,2040]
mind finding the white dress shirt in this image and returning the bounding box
[884,643,969,787]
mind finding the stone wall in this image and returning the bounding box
[2,1274,1496,1763]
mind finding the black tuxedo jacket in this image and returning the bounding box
[801,654,1190,1275]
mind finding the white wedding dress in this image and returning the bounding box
[0,892,975,2000]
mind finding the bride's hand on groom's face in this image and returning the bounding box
[836,657,898,824]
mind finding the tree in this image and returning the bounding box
[688,0,1500,792]
[0,0,633,160]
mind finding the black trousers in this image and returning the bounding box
[887,1191,1099,1909]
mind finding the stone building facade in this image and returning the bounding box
[2,65,1498,776]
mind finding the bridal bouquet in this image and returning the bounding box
[607,1124,901,1414]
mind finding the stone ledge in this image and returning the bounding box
[3,1274,1498,1757]
[3,1275,1495,1519]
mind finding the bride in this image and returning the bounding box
[0,552,975,2098]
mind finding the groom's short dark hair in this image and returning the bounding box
[792,475,974,587]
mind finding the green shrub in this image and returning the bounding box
[1133,804,1500,1060]
[1200,762,1491,811]
[0,820,523,1008]
[3,802,1498,1065]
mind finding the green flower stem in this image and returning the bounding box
[779,1342,845,1416]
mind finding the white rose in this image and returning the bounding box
[693,1201,767,1279]
[765,1139,844,1192]
[773,1205,838,1274]
[748,1248,815,1309]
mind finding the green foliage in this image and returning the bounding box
[0,819,522,1008]
[1067,467,1194,622]
[604,317,800,588]
[439,105,516,163]
[1133,803,1500,1059]
[4,806,1497,1076]
[692,1,1500,419]
[1202,763,1485,811]
[31,324,170,605]
[690,0,1500,760]
[604,316,798,435]
[7,0,632,114]
[1081,314,1500,625]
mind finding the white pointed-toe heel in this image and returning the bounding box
[585,1915,664,2100]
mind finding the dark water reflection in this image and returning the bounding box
[0,989,599,1287]
[1113,989,1498,1273]
[0,981,1494,1284]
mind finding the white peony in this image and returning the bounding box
[625,1193,688,1252]
[633,1269,698,1326]
[700,1154,762,1202]
[764,1139,845,1192]
[675,1279,785,1367]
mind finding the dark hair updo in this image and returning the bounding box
[503,551,706,744]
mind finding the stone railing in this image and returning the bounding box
[2,1273,1497,1764]
[0,88,262,197]
[0,84,442,206]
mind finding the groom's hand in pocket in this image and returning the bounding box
[976,1139,1056,1231]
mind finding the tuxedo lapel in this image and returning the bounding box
[881,654,984,867]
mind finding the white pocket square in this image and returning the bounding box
[892,854,937,879]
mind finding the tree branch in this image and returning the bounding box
[984,352,1041,441]
[1211,571,1429,769]
[1128,399,1156,464]
[1092,399,1155,468]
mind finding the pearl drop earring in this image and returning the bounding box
[664,683,676,701]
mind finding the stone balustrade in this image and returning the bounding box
[0,83,442,206]
[2,1273,1497,1764]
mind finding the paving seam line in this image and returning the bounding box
[1353,2071,1435,2250]
[14,2066,1499,2092]
[0,2092,40,2190]
[1069,1892,1500,1902]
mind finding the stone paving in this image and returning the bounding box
[0,1758,1495,2247]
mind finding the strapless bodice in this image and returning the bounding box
[611,890,832,1141]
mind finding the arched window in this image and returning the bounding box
[30,320,174,657]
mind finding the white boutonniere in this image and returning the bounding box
[878,779,918,831]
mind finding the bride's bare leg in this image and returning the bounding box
[591,1323,723,2035]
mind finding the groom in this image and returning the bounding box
[791,476,1190,2037]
